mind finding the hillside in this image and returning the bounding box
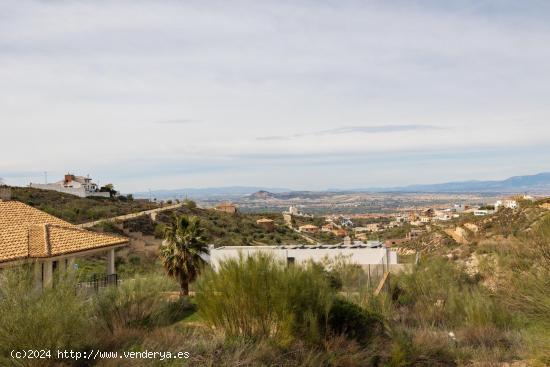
[3,186,159,224]
[4,191,550,365]
[118,203,314,247]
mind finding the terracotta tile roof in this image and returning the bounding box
[0,200,127,263]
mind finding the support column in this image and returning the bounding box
[33,261,43,290]
[43,260,53,289]
[67,257,75,273]
[58,258,67,273]
[106,248,116,276]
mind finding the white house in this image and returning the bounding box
[365,223,380,232]
[208,243,397,271]
[474,209,495,216]
[419,216,432,223]
[30,173,110,198]
[434,209,452,221]
[494,200,518,210]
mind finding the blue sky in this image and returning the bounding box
[1,0,550,193]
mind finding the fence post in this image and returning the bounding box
[368,264,371,288]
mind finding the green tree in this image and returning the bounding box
[160,215,208,297]
[100,183,118,197]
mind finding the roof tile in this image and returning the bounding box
[0,200,127,263]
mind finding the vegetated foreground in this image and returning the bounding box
[1,199,549,366]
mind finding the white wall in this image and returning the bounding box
[208,246,398,271]
[30,183,110,198]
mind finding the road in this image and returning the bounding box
[77,202,184,228]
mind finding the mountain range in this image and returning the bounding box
[365,172,550,193]
[133,186,290,200]
[135,172,550,199]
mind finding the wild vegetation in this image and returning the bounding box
[7,186,158,224]
[119,203,311,246]
[1,238,549,366]
[1,201,549,365]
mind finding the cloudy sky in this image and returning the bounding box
[2,0,550,193]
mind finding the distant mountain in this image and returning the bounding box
[135,172,550,200]
[248,190,276,199]
[133,186,290,200]
[366,172,550,193]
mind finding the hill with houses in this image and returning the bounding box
[1,185,159,224]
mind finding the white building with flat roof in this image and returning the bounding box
[208,244,397,271]
[495,200,518,210]
[30,173,110,198]
[474,209,495,216]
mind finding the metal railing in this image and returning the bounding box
[76,274,119,293]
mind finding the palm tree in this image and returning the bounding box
[160,215,209,296]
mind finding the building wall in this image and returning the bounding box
[209,246,397,271]
[30,183,110,198]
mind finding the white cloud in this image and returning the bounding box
[1,0,550,191]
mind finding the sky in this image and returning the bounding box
[1,0,550,193]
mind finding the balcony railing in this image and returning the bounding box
[76,274,118,293]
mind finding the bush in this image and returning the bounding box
[195,253,335,344]
[388,328,457,367]
[93,275,175,333]
[328,298,384,345]
[392,258,515,329]
[154,223,165,238]
[0,268,92,364]
[184,200,197,209]
[97,220,125,235]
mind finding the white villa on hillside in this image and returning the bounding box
[30,173,110,198]
[495,199,518,210]
[0,199,128,289]
[474,209,495,216]
[282,206,312,218]
[208,243,397,271]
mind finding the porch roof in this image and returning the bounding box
[0,200,127,263]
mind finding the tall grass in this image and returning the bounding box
[387,257,524,365]
[503,214,550,363]
[0,267,188,365]
[393,258,515,330]
[195,253,335,344]
[93,274,178,333]
[0,267,92,365]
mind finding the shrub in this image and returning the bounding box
[98,220,125,235]
[154,223,165,238]
[123,215,156,236]
[0,268,92,364]
[392,258,515,330]
[184,199,197,209]
[93,275,175,333]
[388,328,457,367]
[328,298,384,345]
[195,253,335,344]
